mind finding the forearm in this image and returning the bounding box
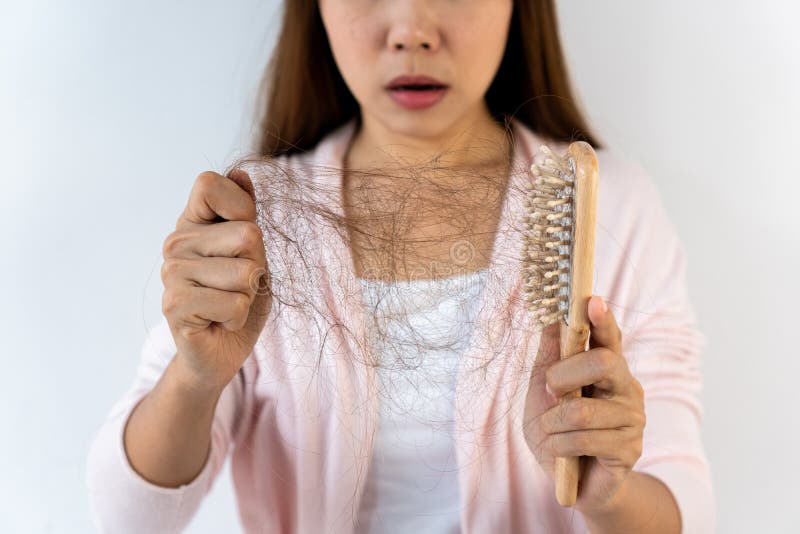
[122,354,225,488]
[580,471,681,534]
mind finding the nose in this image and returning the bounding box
[390,33,437,52]
[386,8,440,52]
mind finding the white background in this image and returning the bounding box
[1,1,797,532]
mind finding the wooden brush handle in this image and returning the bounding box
[554,141,599,507]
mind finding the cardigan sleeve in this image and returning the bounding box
[605,163,717,534]
[85,315,242,534]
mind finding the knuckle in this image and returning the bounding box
[592,349,616,375]
[234,292,251,313]
[240,260,259,289]
[163,231,189,258]
[636,407,647,429]
[556,398,570,423]
[196,170,221,190]
[162,233,178,257]
[622,432,642,465]
[160,258,181,282]
[162,288,183,315]
[570,400,594,428]
[240,222,263,250]
[537,414,550,435]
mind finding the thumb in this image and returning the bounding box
[588,295,622,355]
[228,167,272,328]
[243,246,273,336]
[244,268,272,333]
[227,168,256,202]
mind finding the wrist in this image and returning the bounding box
[168,354,228,400]
[578,471,632,519]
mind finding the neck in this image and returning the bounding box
[340,103,515,283]
[344,102,512,174]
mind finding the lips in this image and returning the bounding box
[385,74,450,110]
[386,74,448,90]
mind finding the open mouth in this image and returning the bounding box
[390,84,447,91]
[386,84,449,109]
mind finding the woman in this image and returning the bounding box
[86,1,715,533]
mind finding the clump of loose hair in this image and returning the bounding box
[221,114,559,415]
[224,0,604,389]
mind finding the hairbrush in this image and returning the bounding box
[522,141,599,506]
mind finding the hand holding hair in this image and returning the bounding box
[160,169,272,393]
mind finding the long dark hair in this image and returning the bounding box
[251,0,602,157]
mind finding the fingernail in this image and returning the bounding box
[599,296,608,314]
[545,382,554,396]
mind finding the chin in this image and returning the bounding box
[381,108,458,128]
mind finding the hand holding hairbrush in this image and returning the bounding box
[521,143,647,516]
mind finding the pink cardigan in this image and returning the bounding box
[86,117,716,533]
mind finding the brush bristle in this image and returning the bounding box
[523,144,576,328]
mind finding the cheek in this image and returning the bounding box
[453,32,507,93]
[451,8,512,94]
[327,21,379,100]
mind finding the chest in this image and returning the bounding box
[342,171,509,282]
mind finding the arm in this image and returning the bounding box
[123,352,225,489]
[86,316,243,534]
[589,167,716,534]
[582,471,681,533]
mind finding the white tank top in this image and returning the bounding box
[354,268,489,533]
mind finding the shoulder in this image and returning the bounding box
[590,149,693,330]
[239,152,308,209]
[594,148,663,218]
[238,148,327,235]
[517,129,670,244]
[512,121,663,221]
[590,148,679,253]
[241,119,356,201]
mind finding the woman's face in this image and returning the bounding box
[319,0,514,140]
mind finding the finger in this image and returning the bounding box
[588,295,622,355]
[538,397,636,435]
[544,427,639,460]
[178,170,257,229]
[163,220,266,264]
[163,281,253,332]
[532,322,561,380]
[529,322,561,402]
[226,168,256,200]
[545,347,629,397]
[161,256,265,299]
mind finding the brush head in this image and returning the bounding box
[522,144,576,328]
